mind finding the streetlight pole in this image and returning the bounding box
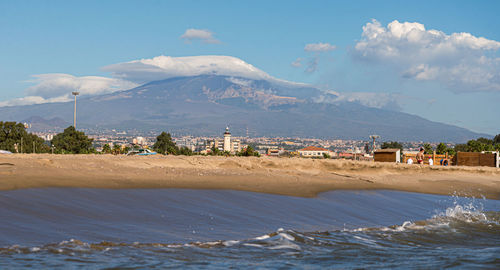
[72,91,80,129]
[369,135,380,155]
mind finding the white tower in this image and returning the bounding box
[223,126,231,152]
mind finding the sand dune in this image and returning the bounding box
[1,154,499,199]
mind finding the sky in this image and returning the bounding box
[1,0,499,135]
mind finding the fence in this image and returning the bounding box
[403,152,451,165]
[454,152,499,167]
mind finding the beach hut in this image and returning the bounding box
[374,149,401,163]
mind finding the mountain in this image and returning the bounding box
[0,75,486,142]
[20,116,69,132]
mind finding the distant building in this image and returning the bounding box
[133,136,146,145]
[298,146,331,157]
[267,147,286,156]
[207,127,241,154]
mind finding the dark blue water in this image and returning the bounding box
[0,188,499,269]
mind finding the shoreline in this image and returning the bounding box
[1,154,499,199]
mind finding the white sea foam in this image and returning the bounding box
[223,240,240,247]
[254,234,270,240]
[348,196,496,233]
[278,232,295,241]
[267,243,301,250]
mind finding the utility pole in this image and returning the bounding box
[20,137,23,154]
[369,135,380,155]
[72,91,80,129]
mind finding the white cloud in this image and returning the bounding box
[314,91,402,111]
[304,42,336,52]
[102,55,282,84]
[353,19,500,93]
[0,74,138,107]
[291,57,303,67]
[0,95,71,107]
[305,57,319,73]
[180,28,220,44]
[26,74,138,98]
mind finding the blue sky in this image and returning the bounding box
[1,0,499,134]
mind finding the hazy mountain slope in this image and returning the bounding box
[0,75,485,142]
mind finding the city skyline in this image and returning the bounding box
[1,1,499,134]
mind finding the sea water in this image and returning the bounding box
[0,188,499,269]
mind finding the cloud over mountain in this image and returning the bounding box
[353,19,500,93]
[0,74,137,107]
[102,55,278,84]
[314,90,403,111]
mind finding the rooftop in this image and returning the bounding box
[374,148,400,153]
[299,146,329,152]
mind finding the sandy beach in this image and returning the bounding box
[0,154,499,199]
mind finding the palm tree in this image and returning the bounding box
[112,144,122,155]
[102,144,111,154]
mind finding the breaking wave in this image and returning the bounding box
[1,190,499,268]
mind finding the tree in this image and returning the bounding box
[468,139,495,152]
[454,143,468,153]
[494,134,500,145]
[422,143,433,154]
[454,137,498,153]
[152,132,178,155]
[381,141,403,152]
[364,143,370,154]
[0,121,50,153]
[178,146,193,156]
[322,152,331,159]
[51,126,94,154]
[112,144,122,155]
[435,143,448,155]
[237,145,260,157]
[102,144,111,154]
[210,145,221,156]
[381,141,403,159]
[476,137,493,145]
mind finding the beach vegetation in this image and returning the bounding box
[210,145,221,156]
[178,146,193,156]
[237,145,260,157]
[112,144,122,155]
[102,144,111,154]
[51,126,95,154]
[0,121,51,153]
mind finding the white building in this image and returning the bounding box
[224,127,231,152]
[206,127,241,154]
[298,146,331,157]
[133,136,146,145]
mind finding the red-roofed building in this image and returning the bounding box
[298,146,331,157]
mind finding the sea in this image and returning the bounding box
[0,188,499,269]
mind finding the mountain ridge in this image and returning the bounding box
[0,75,488,142]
